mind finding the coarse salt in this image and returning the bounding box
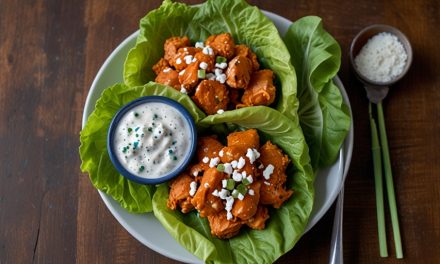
[354,32,407,83]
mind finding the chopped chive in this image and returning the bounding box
[135,127,140,131]
[173,156,177,161]
[242,178,251,185]
[217,164,225,172]
[134,112,139,117]
[231,189,239,198]
[148,127,153,132]
[197,69,206,79]
[236,184,247,195]
[226,179,235,190]
[216,56,226,64]
[133,141,139,149]
[168,149,173,154]
[153,114,158,120]
[127,127,132,133]
[139,165,145,172]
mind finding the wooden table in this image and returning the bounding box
[1,0,439,263]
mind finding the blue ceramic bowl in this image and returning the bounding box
[107,96,197,184]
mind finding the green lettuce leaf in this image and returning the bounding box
[124,0,299,123]
[79,82,205,213]
[152,106,314,263]
[283,16,351,169]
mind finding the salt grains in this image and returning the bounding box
[354,32,407,83]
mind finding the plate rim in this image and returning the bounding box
[81,9,354,263]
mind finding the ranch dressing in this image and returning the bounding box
[113,102,192,179]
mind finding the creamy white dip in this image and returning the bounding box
[113,102,192,179]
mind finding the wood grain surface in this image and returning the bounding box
[1,0,439,263]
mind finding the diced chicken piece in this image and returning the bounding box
[154,67,181,90]
[178,61,200,93]
[164,36,191,62]
[226,56,253,89]
[246,206,270,230]
[169,47,201,72]
[207,211,243,239]
[194,51,216,72]
[219,145,258,177]
[167,173,195,213]
[227,129,260,150]
[192,80,229,115]
[196,136,224,162]
[205,33,235,60]
[231,181,261,220]
[258,141,293,208]
[241,70,276,106]
[191,168,225,217]
[234,44,260,71]
[152,58,170,75]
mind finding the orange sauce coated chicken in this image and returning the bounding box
[153,33,276,115]
[167,129,293,239]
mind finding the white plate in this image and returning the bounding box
[82,10,353,263]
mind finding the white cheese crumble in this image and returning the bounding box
[215,74,227,84]
[222,179,228,188]
[225,196,234,210]
[219,150,224,157]
[226,211,233,220]
[246,148,260,164]
[202,46,214,55]
[224,163,233,174]
[246,175,253,184]
[176,58,182,65]
[215,62,228,69]
[231,160,238,168]
[248,189,255,196]
[214,68,223,76]
[189,181,197,196]
[209,157,220,168]
[212,189,219,197]
[199,62,208,70]
[219,189,229,199]
[263,164,275,179]
[202,156,210,163]
[180,87,187,94]
[217,109,224,114]
[238,193,245,201]
[237,157,246,169]
[232,170,242,182]
[193,171,198,177]
[354,32,407,83]
[184,55,193,65]
[195,42,204,48]
[206,73,216,80]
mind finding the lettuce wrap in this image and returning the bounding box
[124,0,300,124]
[80,82,314,263]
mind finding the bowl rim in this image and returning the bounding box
[106,95,198,184]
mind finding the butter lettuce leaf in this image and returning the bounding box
[124,0,299,123]
[283,16,351,170]
[152,106,314,263]
[79,82,205,213]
